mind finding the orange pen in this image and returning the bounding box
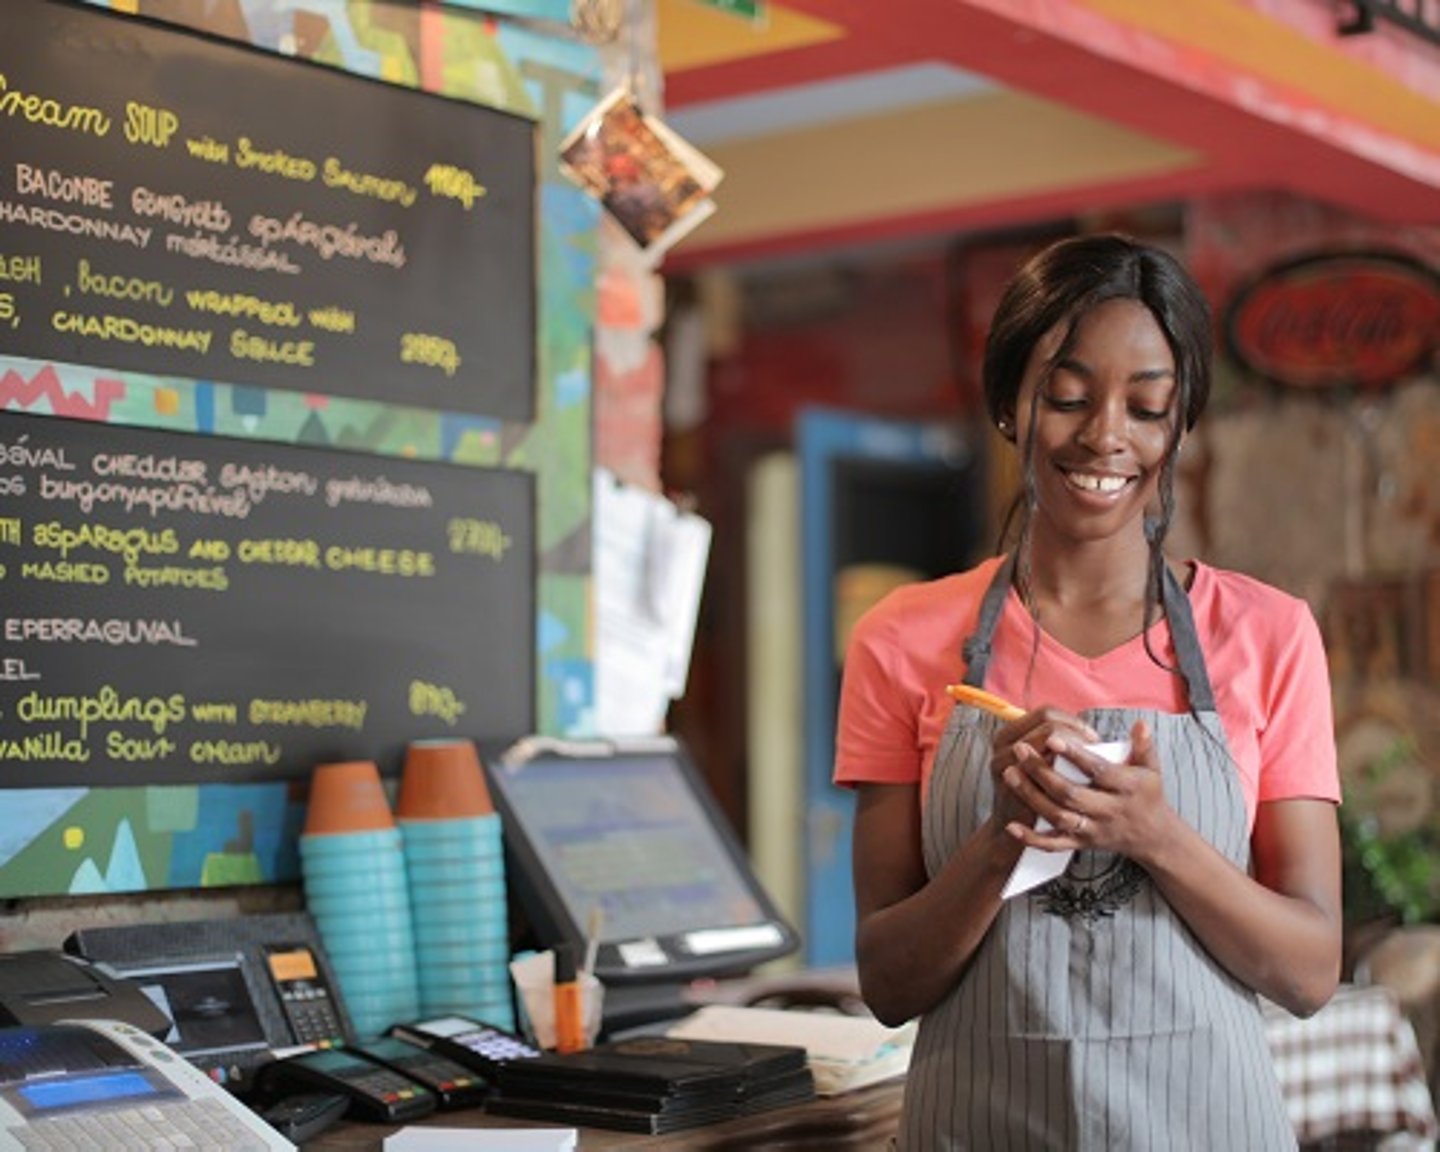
[946,683,1025,721]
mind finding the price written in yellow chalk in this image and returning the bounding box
[410,679,466,726]
[400,332,460,377]
[447,517,510,560]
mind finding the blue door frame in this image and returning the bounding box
[797,407,981,967]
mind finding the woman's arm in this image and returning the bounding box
[1138,594,1343,1013]
[852,707,1105,1025]
[1144,788,1341,1016]
[852,781,1019,1025]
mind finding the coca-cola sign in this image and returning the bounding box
[1224,250,1440,391]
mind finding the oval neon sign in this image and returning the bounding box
[1224,250,1440,391]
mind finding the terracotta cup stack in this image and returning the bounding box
[298,759,420,1038]
[396,739,514,1030]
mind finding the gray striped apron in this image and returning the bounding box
[898,559,1295,1151]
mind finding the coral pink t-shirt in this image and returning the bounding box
[833,557,1339,828]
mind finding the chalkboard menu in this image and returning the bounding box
[0,0,536,419]
[0,410,536,788]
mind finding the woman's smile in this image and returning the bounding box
[1059,467,1136,498]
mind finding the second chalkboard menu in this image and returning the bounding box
[0,0,536,419]
[0,410,535,789]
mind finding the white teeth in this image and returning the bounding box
[1068,472,1128,493]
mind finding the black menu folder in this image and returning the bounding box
[485,1035,814,1134]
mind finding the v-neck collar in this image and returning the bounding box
[961,555,1215,712]
[999,586,1172,672]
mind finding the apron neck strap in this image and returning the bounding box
[960,554,1014,687]
[960,554,1216,712]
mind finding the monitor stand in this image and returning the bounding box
[599,981,695,1036]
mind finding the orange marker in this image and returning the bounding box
[946,683,1025,721]
[552,942,586,1055]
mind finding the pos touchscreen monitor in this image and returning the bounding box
[482,737,799,995]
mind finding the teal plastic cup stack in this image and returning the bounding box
[396,739,515,1030]
[298,760,419,1039]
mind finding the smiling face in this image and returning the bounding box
[1012,297,1181,548]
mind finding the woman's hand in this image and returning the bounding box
[1000,718,1180,861]
[988,707,1101,834]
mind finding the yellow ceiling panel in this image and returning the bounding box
[657,0,846,73]
[1080,0,1440,152]
[675,91,1200,251]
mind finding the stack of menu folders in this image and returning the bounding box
[484,1035,814,1135]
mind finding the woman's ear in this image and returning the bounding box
[996,411,1017,443]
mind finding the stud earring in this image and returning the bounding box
[997,418,1014,440]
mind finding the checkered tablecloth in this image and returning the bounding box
[1264,983,1439,1149]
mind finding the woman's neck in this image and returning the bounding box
[1020,529,1155,611]
[1008,528,1170,660]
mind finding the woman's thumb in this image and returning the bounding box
[1131,718,1158,770]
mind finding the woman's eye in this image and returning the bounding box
[1041,393,1085,412]
[1131,407,1170,422]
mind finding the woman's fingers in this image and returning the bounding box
[1001,741,1103,848]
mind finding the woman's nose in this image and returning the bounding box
[1077,400,1127,453]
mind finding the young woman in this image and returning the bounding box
[835,234,1341,1150]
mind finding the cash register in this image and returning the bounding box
[0,1019,295,1150]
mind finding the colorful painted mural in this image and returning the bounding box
[0,0,602,898]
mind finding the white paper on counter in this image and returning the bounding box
[666,1004,915,1096]
[1001,740,1131,900]
[384,1127,577,1151]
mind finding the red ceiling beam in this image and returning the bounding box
[662,0,1440,264]
[663,164,1259,272]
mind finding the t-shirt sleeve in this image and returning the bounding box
[833,600,923,788]
[1256,598,1340,805]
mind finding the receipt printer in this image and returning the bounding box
[0,951,169,1037]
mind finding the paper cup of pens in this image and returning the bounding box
[510,948,604,1051]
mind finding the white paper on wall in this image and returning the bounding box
[593,468,712,736]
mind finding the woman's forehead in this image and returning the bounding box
[1030,300,1169,368]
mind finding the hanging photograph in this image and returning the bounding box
[559,86,723,262]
